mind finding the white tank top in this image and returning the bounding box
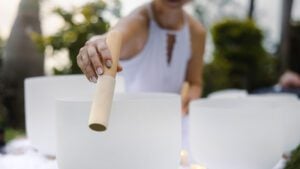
[120,5,191,93]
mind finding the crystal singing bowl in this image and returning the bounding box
[248,94,300,152]
[56,93,181,169]
[207,89,248,99]
[24,75,125,156]
[189,97,299,169]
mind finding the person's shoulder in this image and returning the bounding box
[187,14,206,38]
[125,4,150,25]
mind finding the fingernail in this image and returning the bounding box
[105,60,112,68]
[96,67,103,75]
[90,76,97,83]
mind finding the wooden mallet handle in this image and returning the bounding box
[88,31,122,132]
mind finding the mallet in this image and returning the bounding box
[89,30,122,132]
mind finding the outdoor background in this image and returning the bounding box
[0,0,300,167]
[0,0,300,160]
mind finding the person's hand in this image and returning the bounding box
[77,35,123,83]
[181,95,190,116]
[181,83,201,116]
[279,71,300,89]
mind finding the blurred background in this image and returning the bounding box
[0,0,299,165]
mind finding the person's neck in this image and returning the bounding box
[151,2,184,30]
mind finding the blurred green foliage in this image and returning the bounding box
[203,19,278,96]
[33,0,121,74]
[4,128,25,142]
[0,38,24,142]
[285,144,300,169]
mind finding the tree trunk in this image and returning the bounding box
[279,0,294,72]
[289,24,300,74]
[248,0,255,19]
[1,0,44,129]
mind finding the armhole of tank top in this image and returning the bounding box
[120,50,146,68]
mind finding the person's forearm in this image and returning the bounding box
[110,10,148,60]
[88,8,148,60]
[189,84,202,99]
[181,83,202,115]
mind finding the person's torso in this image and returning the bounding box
[120,5,191,93]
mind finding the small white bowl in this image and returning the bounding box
[24,75,125,156]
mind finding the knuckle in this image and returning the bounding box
[89,53,97,59]
[85,40,92,46]
[79,47,85,53]
[97,41,107,51]
[81,56,90,65]
[87,47,97,57]
[77,52,83,60]
[76,58,82,66]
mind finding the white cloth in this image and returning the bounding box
[0,138,58,169]
[120,4,191,93]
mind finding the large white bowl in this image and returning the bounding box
[249,94,300,152]
[55,93,181,169]
[207,89,248,99]
[280,102,300,152]
[249,93,298,102]
[189,98,285,169]
[24,75,125,156]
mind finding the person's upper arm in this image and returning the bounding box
[185,16,206,87]
[112,5,150,60]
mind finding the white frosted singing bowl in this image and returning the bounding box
[249,94,300,152]
[24,75,125,156]
[207,89,248,99]
[280,102,300,152]
[249,93,298,102]
[189,98,283,169]
[56,93,181,169]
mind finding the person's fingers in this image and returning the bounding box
[77,47,91,76]
[117,63,123,72]
[77,48,85,72]
[182,109,188,116]
[77,55,96,83]
[96,40,113,68]
[85,63,97,83]
[86,45,104,76]
[80,47,90,68]
[79,47,97,83]
[77,55,85,74]
[79,36,122,81]
[181,96,189,116]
